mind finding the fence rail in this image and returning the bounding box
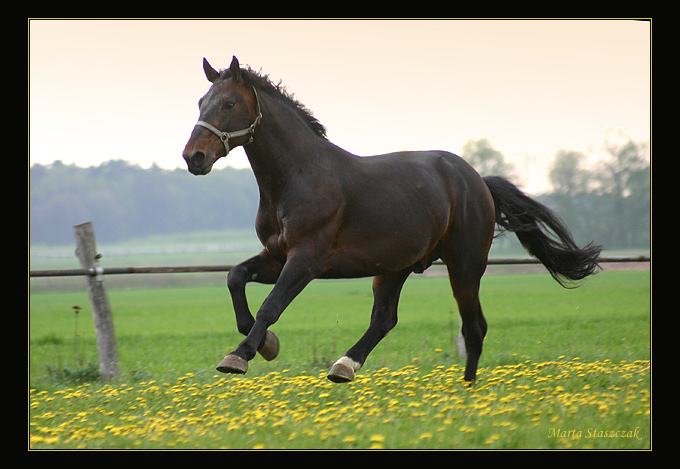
[29,256,650,279]
[29,222,651,381]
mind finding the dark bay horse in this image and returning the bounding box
[182,56,602,384]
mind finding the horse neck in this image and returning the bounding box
[244,93,328,199]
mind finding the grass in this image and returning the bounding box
[28,269,651,449]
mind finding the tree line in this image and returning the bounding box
[30,134,649,250]
[463,131,650,251]
[29,160,259,245]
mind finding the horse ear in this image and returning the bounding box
[203,57,220,83]
[229,56,242,83]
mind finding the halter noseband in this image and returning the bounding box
[194,87,262,155]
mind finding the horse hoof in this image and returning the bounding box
[216,354,248,374]
[327,363,355,383]
[327,357,361,383]
[258,330,279,361]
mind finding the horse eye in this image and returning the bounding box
[225,101,235,110]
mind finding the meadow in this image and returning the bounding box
[29,268,651,450]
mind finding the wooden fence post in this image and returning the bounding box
[73,222,121,381]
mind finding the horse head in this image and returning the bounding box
[182,56,261,175]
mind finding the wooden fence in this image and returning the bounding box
[29,222,651,380]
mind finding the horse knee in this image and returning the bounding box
[227,265,247,292]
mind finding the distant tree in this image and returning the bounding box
[596,127,650,199]
[543,128,650,250]
[544,150,597,246]
[460,138,520,252]
[461,138,515,178]
[594,128,650,249]
[549,150,590,196]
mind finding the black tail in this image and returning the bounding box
[483,176,602,288]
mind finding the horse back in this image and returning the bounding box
[320,150,493,277]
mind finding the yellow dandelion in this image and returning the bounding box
[484,434,501,445]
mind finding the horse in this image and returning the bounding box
[182,56,602,384]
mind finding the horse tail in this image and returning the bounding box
[483,176,602,288]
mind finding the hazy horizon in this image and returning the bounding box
[29,19,650,193]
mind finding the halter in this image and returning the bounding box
[194,87,262,155]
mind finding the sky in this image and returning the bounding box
[28,19,650,193]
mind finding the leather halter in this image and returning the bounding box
[194,87,262,155]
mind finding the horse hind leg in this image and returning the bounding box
[449,277,487,384]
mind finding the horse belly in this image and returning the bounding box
[320,197,448,278]
[320,248,423,278]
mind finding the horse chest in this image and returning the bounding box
[255,204,287,260]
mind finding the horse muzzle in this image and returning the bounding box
[182,139,222,175]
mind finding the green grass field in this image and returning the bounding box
[29,269,651,449]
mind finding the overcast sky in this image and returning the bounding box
[29,19,650,193]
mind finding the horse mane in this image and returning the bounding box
[219,66,328,140]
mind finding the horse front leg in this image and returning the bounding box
[218,248,322,375]
[224,251,283,365]
[328,269,411,383]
